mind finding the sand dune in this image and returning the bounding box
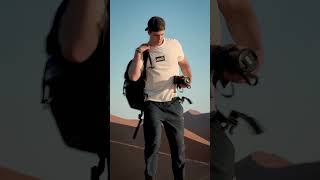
[183,111,210,141]
[0,166,39,180]
[236,151,320,180]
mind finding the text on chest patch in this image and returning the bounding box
[155,56,165,62]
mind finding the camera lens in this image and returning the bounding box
[185,77,190,84]
[239,49,257,73]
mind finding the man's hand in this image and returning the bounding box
[136,43,151,53]
[128,43,151,81]
[221,44,260,84]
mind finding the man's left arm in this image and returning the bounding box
[178,58,192,85]
[218,0,264,67]
[218,0,264,83]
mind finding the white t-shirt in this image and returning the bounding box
[144,38,185,102]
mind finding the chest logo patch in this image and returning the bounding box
[155,56,165,62]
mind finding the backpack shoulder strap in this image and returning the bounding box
[142,51,150,79]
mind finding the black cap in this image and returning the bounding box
[145,16,166,32]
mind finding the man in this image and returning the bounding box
[210,0,264,180]
[45,0,109,179]
[128,16,192,180]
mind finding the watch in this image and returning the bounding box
[135,48,142,54]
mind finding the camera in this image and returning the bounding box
[173,76,191,89]
[211,44,258,86]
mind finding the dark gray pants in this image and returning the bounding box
[143,98,185,180]
[211,111,235,180]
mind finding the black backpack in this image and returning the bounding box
[123,51,151,139]
[123,51,151,111]
[41,1,109,179]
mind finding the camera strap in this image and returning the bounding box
[133,110,144,139]
[177,96,193,104]
[213,109,264,135]
[215,81,235,98]
[215,71,258,98]
[240,73,258,86]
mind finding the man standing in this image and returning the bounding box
[128,16,192,180]
[211,0,264,180]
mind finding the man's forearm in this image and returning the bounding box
[128,51,144,81]
[179,59,192,83]
[59,0,106,62]
[218,0,264,66]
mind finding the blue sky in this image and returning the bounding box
[110,0,210,119]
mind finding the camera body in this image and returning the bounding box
[173,76,191,88]
[212,44,258,86]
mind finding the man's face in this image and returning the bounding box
[148,30,165,46]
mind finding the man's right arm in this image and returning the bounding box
[128,50,144,81]
[128,44,150,81]
[58,0,106,63]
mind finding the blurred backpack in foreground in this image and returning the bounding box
[41,1,109,179]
